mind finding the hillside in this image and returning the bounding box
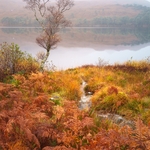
[0,0,150,27]
[65,4,142,26]
[78,0,150,6]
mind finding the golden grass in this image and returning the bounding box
[1,59,150,149]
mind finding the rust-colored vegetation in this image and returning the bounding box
[1,44,150,149]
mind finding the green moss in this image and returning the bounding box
[141,97,150,108]
[118,79,127,87]
[141,109,150,124]
[106,75,114,82]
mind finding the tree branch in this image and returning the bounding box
[23,0,74,70]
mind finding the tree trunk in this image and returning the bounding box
[40,50,50,71]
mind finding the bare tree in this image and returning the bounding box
[23,0,74,70]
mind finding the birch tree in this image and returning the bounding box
[23,0,74,70]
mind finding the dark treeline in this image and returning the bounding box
[76,5,150,28]
[1,17,39,27]
[77,13,150,28]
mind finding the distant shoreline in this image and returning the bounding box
[0,26,147,29]
[0,27,42,29]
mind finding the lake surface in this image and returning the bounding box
[1,27,150,69]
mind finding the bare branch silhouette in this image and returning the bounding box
[23,0,74,70]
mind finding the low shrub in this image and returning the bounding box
[0,42,40,81]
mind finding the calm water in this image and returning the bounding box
[1,27,150,69]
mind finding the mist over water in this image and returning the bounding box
[0,27,150,69]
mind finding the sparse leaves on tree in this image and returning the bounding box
[23,0,74,70]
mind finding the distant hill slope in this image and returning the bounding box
[75,0,150,6]
[1,0,150,17]
[0,0,150,27]
[65,4,141,21]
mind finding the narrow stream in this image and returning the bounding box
[78,80,92,110]
[78,80,135,128]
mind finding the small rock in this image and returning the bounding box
[87,92,93,95]
[98,113,135,129]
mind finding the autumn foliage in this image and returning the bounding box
[1,59,150,149]
[0,42,40,81]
